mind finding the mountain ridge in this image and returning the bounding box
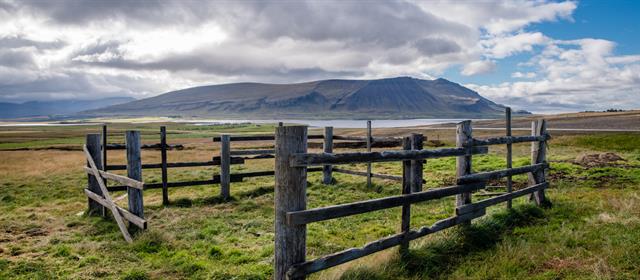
[83,77,514,119]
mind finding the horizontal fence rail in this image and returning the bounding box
[471,134,550,146]
[213,134,324,142]
[286,182,486,225]
[290,146,488,167]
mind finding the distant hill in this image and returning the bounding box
[0,97,135,119]
[84,77,513,119]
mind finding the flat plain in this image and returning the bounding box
[1,112,639,279]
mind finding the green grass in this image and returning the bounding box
[1,126,639,279]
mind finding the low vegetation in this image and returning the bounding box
[1,123,639,279]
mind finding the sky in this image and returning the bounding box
[0,0,638,113]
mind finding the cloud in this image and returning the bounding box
[468,38,640,112]
[4,0,637,114]
[461,60,496,76]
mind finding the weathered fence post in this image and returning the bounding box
[366,120,372,188]
[505,108,513,209]
[126,131,144,228]
[102,124,108,171]
[219,134,231,199]
[160,126,169,205]
[530,119,550,207]
[456,121,472,224]
[410,133,424,192]
[86,134,106,217]
[400,135,412,255]
[323,126,333,185]
[274,126,307,280]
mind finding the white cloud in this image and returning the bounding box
[511,72,536,78]
[461,60,496,76]
[469,38,640,112]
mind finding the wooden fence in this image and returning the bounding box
[273,118,550,279]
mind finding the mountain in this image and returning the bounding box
[84,77,510,119]
[0,97,135,119]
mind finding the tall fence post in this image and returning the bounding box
[126,131,144,229]
[160,126,169,205]
[102,124,108,172]
[456,121,472,224]
[400,136,412,255]
[86,134,106,217]
[505,108,513,209]
[530,119,550,207]
[220,134,231,199]
[323,126,333,185]
[274,126,307,280]
[366,120,372,188]
[411,133,424,193]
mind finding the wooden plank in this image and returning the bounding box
[84,189,147,229]
[126,131,144,228]
[286,182,485,226]
[456,182,548,215]
[105,158,245,170]
[332,135,401,142]
[456,163,547,184]
[323,127,333,185]
[274,126,307,280]
[505,107,513,209]
[286,209,486,278]
[471,134,549,146]
[290,146,488,167]
[230,149,275,156]
[400,136,411,255]
[332,168,403,181]
[106,143,184,150]
[213,134,323,142]
[83,145,132,242]
[530,120,549,206]
[456,121,472,226]
[366,120,372,188]
[160,126,169,205]
[411,134,424,192]
[102,125,107,172]
[219,134,231,199]
[83,167,144,189]
[86,134,106,217]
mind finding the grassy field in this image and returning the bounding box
[1,120,640,279]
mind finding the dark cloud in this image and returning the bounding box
[413,38,461,56]
[0,49,35,67]
[0,35,66,50]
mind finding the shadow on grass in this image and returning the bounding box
[340,204,547,280]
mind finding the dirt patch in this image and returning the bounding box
[575,153,625,167]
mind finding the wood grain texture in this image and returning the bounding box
[219,134,231,199]
[274,126,307,280]
[126,131,144,223]
[286,182,485,225]
[160,126,169,205]
[323,126,333,185]
[83,145,132,242]
[456,121,473,209]
[86,134,105,217]
[83,167,144,189]
[290,146,488,167]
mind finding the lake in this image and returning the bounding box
[185,118,479,128]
